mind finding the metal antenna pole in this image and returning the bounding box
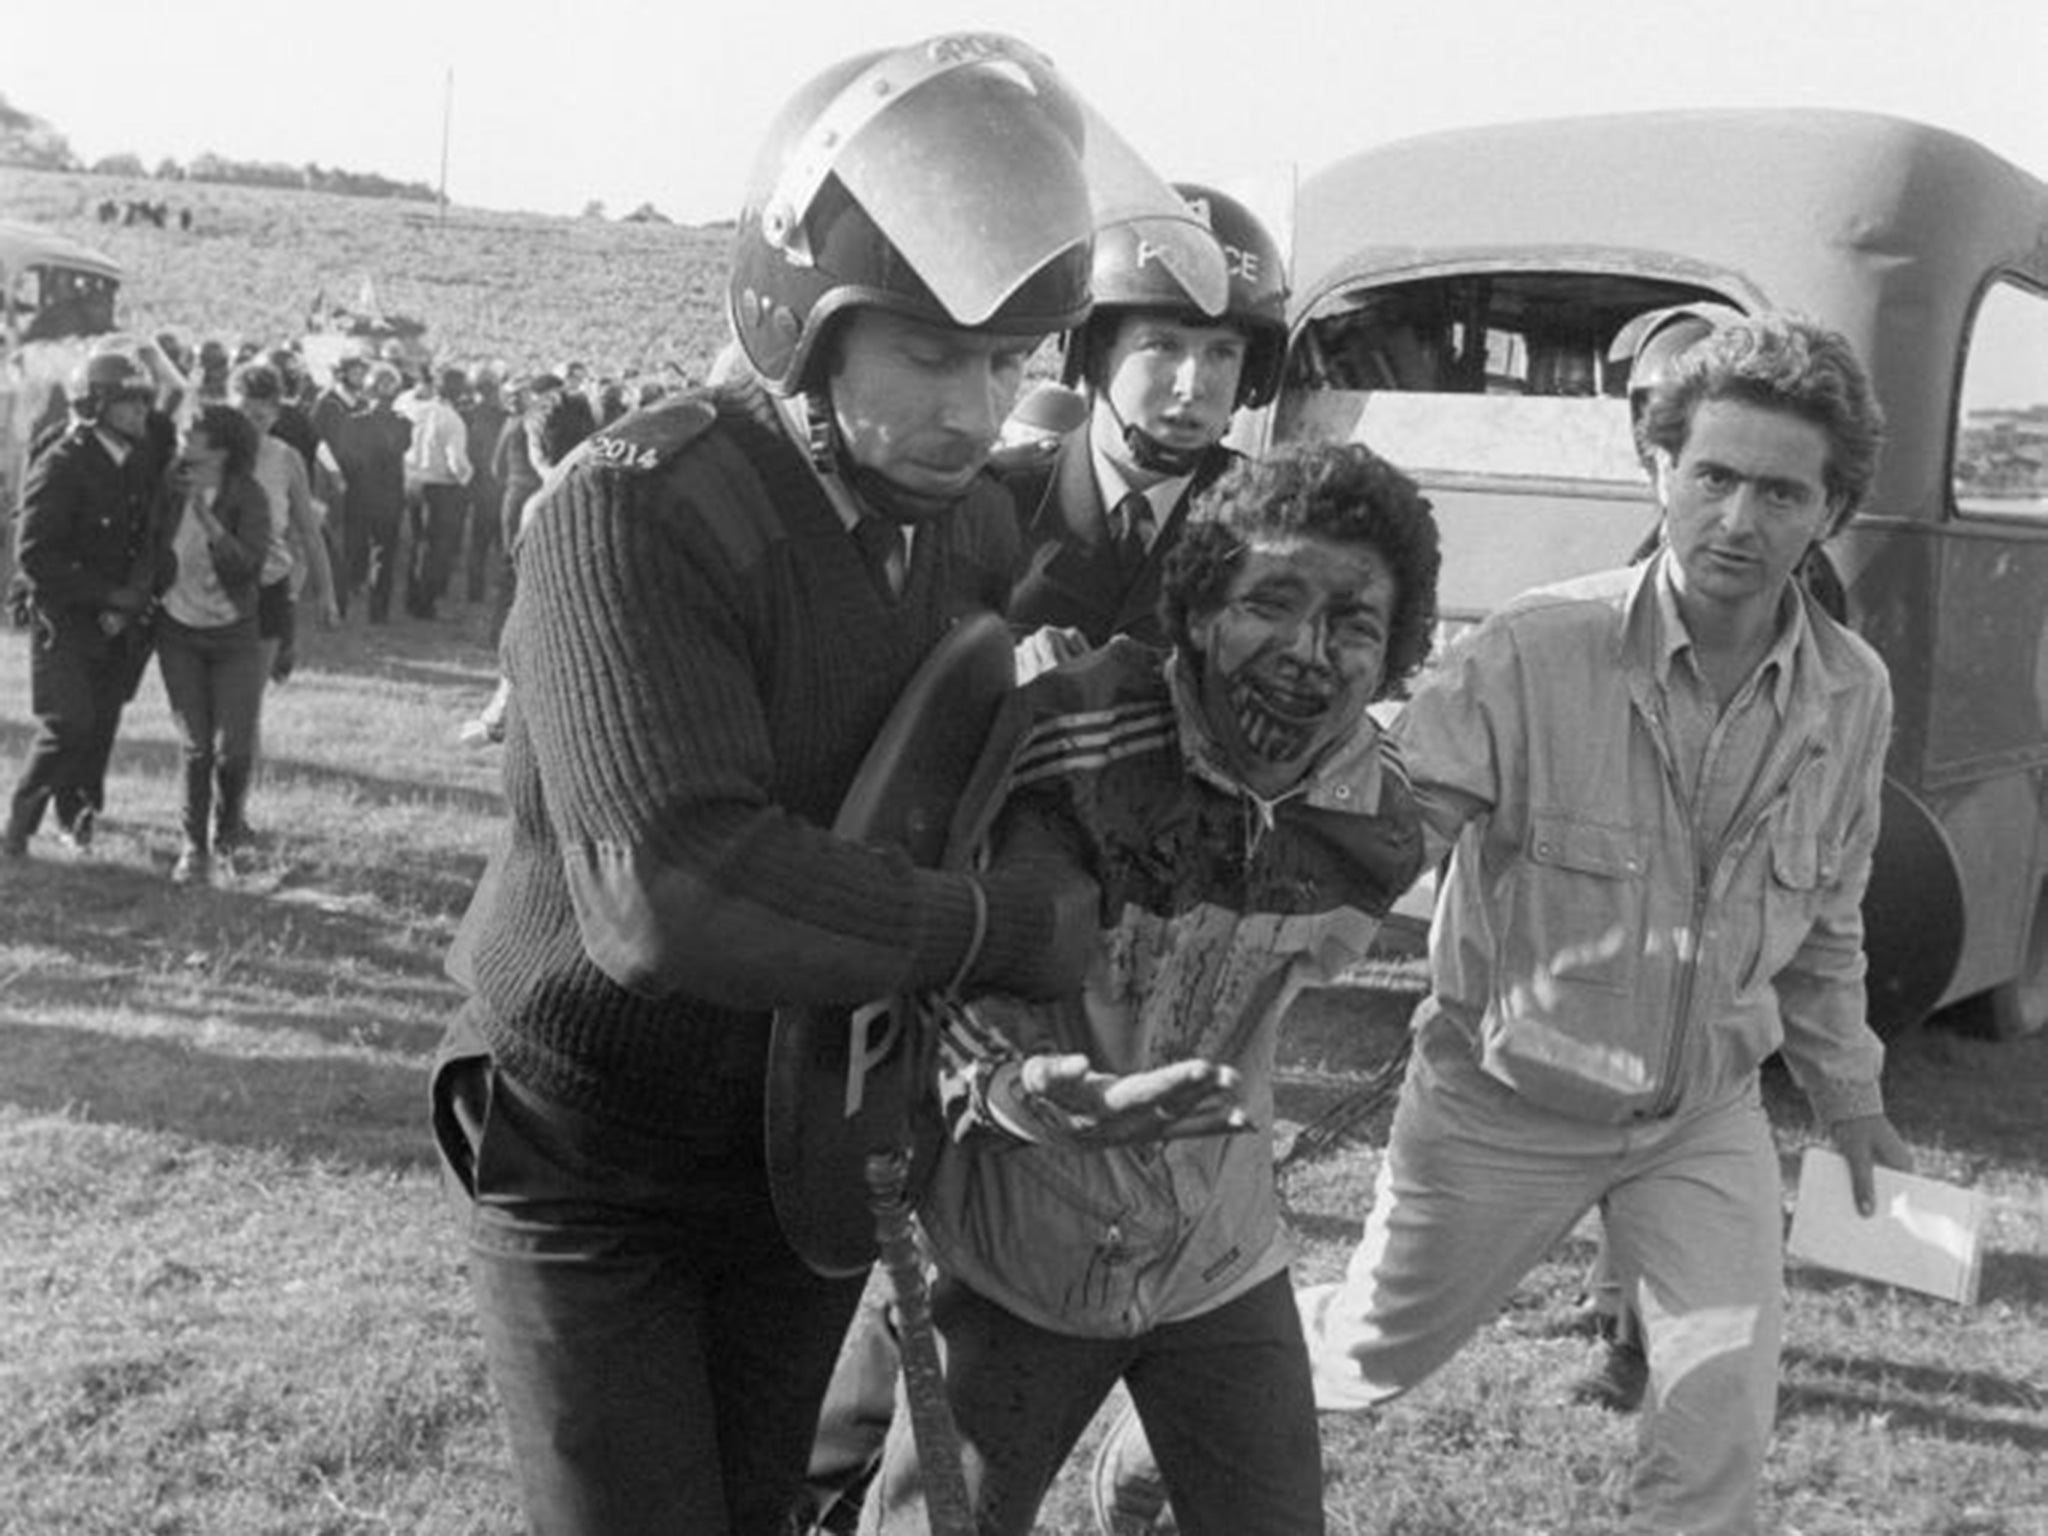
[438,67,453,223]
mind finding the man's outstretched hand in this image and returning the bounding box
[1007,1053,1251,1147]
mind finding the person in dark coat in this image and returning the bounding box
[265,347,323,482]
[310,353,368,612]
[483,372,556,646]
[4,347,176,857]
[348,363,413,623]
[460,365,509,606]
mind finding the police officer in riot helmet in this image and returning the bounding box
[1006,182,1288,667]
[5,343,175,859]
[429,33,1226,1535]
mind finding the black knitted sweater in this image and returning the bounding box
[448,380,1039,1144]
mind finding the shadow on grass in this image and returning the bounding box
[1780,1343,2048,1452]
[0,843,469,1170]
[0,1018,436,1171]
[278,603,502,690]
[1878,1018,2048,1178]
[1789,1247,2048,1312]
[0,854,476,993]
[303,646,502,693]
[0,720,507,824]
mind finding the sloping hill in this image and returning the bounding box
[0,166,734,378]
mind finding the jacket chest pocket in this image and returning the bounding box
[1504,813,1648,996]
[1741,809,1843,994]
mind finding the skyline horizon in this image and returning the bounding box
[5,2,2043,229]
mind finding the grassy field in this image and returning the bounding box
[0,602,2044,1534]
[2,168,2046,1532]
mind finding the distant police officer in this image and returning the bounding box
[4,345,174,858]
[431,33,1224,1536]
[1006,183,1287,666]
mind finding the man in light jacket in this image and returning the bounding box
[1098,312,1914,1536]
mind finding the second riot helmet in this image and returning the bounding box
[1067,182,1289,411]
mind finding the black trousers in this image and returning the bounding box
[8,620,149,837]
[430,1023,866,1535]
[406,482,468,618]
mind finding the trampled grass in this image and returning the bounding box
[3,602,2044,1534]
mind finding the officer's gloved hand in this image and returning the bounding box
[1013,624,1092,685]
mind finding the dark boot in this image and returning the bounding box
[2,798,35,858]
[57,806,95,854]
[181,755,214,855]
[1566,1315,1649,1413]
[214,758,254,851]
[172,842,211,885]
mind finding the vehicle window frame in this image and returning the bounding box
[1275,266,1745,489]
[1950,274,2048,526]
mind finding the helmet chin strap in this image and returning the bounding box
[802,390,969,525]
[1104,393,1207,479]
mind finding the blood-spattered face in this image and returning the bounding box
[1188,532,1397,792]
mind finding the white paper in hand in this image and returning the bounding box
[1785,1146,1985,1304]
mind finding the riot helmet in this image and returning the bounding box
[728,32,1228,398]
[1608,302,1745,466]
[1611,302,1746,400]
[67,346,156,425]
[1069,183,1288,411]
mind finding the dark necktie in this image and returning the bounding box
[853,516,905,600]
[1111,492,1152,575]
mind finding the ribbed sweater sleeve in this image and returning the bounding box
[507,418,986,1012]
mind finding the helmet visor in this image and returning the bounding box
[766,34,1228,327]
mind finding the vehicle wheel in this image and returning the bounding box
[1862,779,1963,1037]
[1985,889,2048,1039]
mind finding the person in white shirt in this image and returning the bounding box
[398,366,473,620]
